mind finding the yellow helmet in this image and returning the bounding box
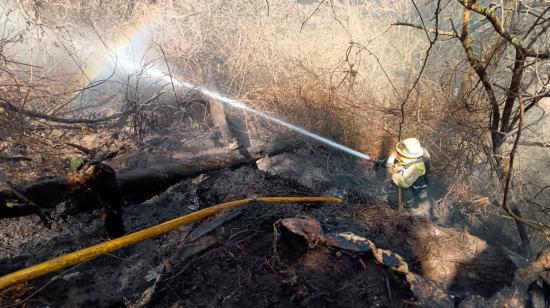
[396,138,423,159]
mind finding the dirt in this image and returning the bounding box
[0,95,541,307]
[153,206,415,308]
[1,50,547,307]
[1,162,529,307]
[196,165,314,206]
[0,166,408,307]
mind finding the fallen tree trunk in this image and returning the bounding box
[0,141,295,218]
[118,149,244,200]
[118,141,294,200]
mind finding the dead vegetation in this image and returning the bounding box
[0,166,540,307]
[1,0,550,307]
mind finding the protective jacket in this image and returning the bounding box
[386,148,430,189]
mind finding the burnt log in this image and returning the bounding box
[76,163,125,238]
[117,148,247,201]
[118,141,293,200]
[0,141,295,218]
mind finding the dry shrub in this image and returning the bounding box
[1,0,547,250]
[2,1,542,182]
[2,0,485,181]
[10,0,428,142]
[4,0,547,213]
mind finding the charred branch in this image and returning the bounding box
[0,100,130,124]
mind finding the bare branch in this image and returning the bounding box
[300,0,326,32]
[349,42,401,101]
[456,8,501,157]
[520,89,550,103]
[390,22,457,37]
[397,0,441,140]
[0,100,129,124]
[526,19,550,50]
[508,92,548,131]
[502,100,550,234]
[156,43,181,106]
[457,0,550,59]
[534,186,550,199]
[523,5,550,41]
[515,140,550,148]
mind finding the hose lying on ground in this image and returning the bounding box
[0,196,341,290]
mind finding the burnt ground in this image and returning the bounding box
[0,161,531,308]
[0,96,543,307]
[153,213,415,308]
[0,165,415,308]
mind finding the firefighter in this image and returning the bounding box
[386,138,431,215]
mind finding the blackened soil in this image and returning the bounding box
[155,206,414,308]
[0,166,413,307]
[0,166,514,307]
[157,166,415,307]
[196,165,314,206]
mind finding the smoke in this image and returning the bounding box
[0,0,447,159]
[105,41,372,161]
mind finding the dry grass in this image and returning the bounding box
[6,0,432,147]
[2,0,549,247]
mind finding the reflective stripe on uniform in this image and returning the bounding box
[394,161,426,189]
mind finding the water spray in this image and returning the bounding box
[151,72,371,161]
[69,17,371,161]
[165,79,370,160]
[194,85,371,161]
[82,29,371,163]
[113,58,371,161]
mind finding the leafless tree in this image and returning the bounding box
[394,0,550,246]
[395,0,549,176]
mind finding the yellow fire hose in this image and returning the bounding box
[0,196,340,290]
